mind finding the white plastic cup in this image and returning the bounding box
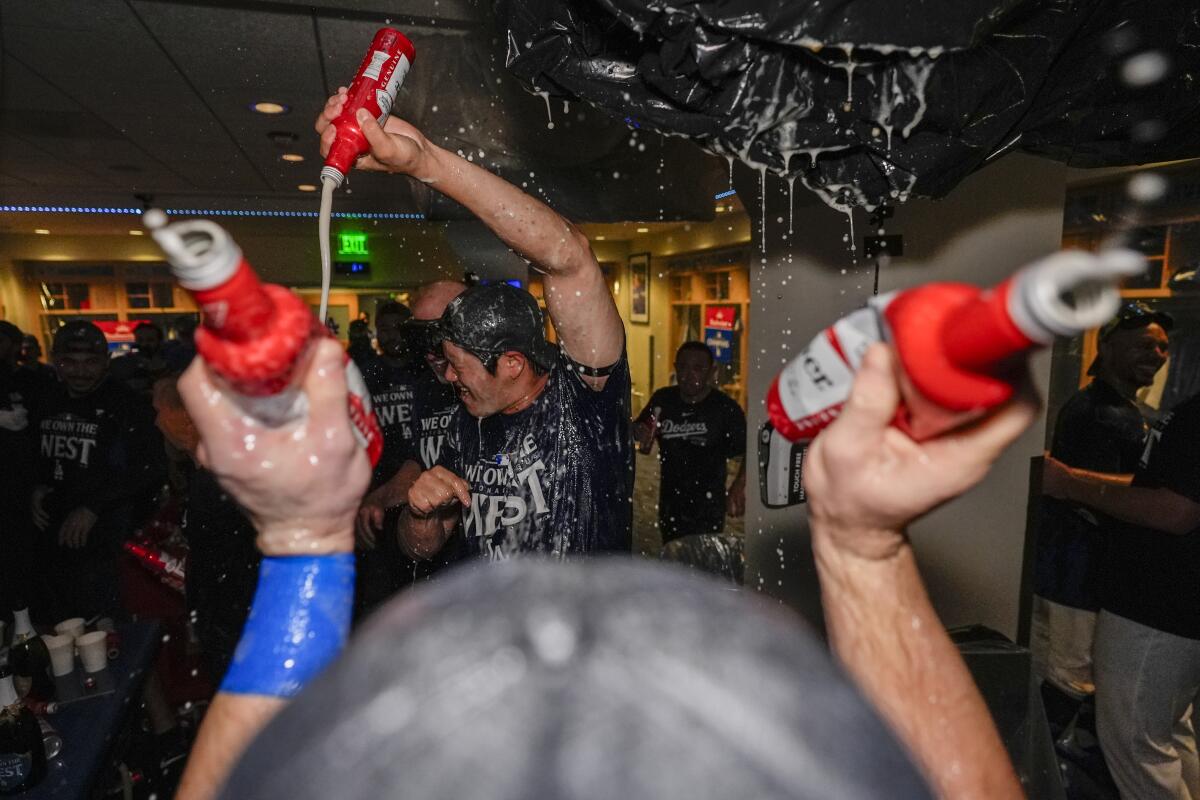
[42,634,75,677]
[54,618,85,641]
[76,631,109,674]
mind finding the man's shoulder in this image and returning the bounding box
[712,388,745,415]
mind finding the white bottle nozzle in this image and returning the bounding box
[1009,248,1147,343]
[143,208,243,291]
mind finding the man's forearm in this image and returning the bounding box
[1062,472,1198,534]
[812,530,1022,800]
[415,143,591,278]
[176,694,282,800]
[399,507,456,559]
[728,457,746,490]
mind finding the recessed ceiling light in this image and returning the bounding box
[297,184,318,192]
[34,229,49,235]
[129,230,144,236]
[281,153,305,162]
[636,227,649,233]
[251,102,289,115]
[594,235,606,241]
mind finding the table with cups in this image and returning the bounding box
[13,619,161,799]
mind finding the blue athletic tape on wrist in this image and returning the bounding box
[220,554,355,698]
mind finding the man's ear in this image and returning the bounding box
[503,352,527,380]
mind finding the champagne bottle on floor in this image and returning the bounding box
[8,610,52,702]
[0,667,46,794]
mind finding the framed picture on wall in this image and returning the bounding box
[629,252,650,324]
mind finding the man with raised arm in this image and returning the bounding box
[314,92,631,561]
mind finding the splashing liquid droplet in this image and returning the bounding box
[758,165,768,254]
[725,155,734,189]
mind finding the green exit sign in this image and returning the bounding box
[337,232,369,257]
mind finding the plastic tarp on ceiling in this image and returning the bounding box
[495,0,1200,211]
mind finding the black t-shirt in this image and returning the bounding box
[1103,394,1200,639]
[636,386,746,540]
[33,377,164,556]
[1036,379,1147,609]
[359,357,425,486]
[408,369,458,470]
[438,351,632,560]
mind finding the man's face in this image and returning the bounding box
[1104,323,1169,388]
[135,328,162,357]
[55,351,109,396]
[675,349,713,397]
[20,338,40,364]
[442,341,509,418]
[375,313,409,359]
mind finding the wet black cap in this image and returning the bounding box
[437,283,558,371]
[1098,300,1173,342]
[52,320,108,356]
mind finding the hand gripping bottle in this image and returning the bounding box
[767,249,1147,445]
[143,210,383,466]
[320,27,416,189]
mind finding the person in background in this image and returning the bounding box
[171,339,1031,800]
[345,318,379,376]
[153,375,260,684]
[352,300,428,617]
[1044,380,1200,798]
[354,282,468,590]
[311,94,631,561]
[162,315,199,373]
[17,333,56,384]
[110,320,170,397]
[30,321,166,620]
[634,341,746,545]
[0,321,46,616]
[1034,301,1171,702]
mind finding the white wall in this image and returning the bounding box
[744,154,1066,639]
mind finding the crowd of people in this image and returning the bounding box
[2,92,1192,800]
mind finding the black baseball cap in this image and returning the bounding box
[52,320,108,355]
[1098,300,1174,342]
[436,283,558,371]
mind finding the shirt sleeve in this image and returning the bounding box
[724,397,747,460]
[635,389,664,424]
[1142,401,1200,504]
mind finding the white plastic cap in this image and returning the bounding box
[143,209,243,291]
[1008,249,1147,343]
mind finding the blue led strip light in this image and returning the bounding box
[713,189,737,200]
[0,205,424,220]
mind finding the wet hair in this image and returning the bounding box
[218,560,931,800]
[676,340,714,364]
[376,301,413,323]
[0,320,22,347]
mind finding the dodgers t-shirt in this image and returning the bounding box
[408,369,458,470]
[359,357,424,486]
[637,385,746,540]
[438,351,632,559]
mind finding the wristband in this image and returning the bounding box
[221,554,355,698]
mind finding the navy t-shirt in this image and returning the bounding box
[1036,379,1147,610]
[408,369,458,470]
[437,351,632,559]
[636,386,745,541]
[359,357,424,486]
[1103,395,1200,640]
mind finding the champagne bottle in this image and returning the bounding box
[8,611,52,702]
[0,667,46,794]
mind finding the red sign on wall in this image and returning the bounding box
[704,305,736,331]
[93,319,150,344]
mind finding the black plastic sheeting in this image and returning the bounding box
[496,0,1200,210]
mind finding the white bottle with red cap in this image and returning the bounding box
[766,248,1147,444]
[143,210,382,466]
